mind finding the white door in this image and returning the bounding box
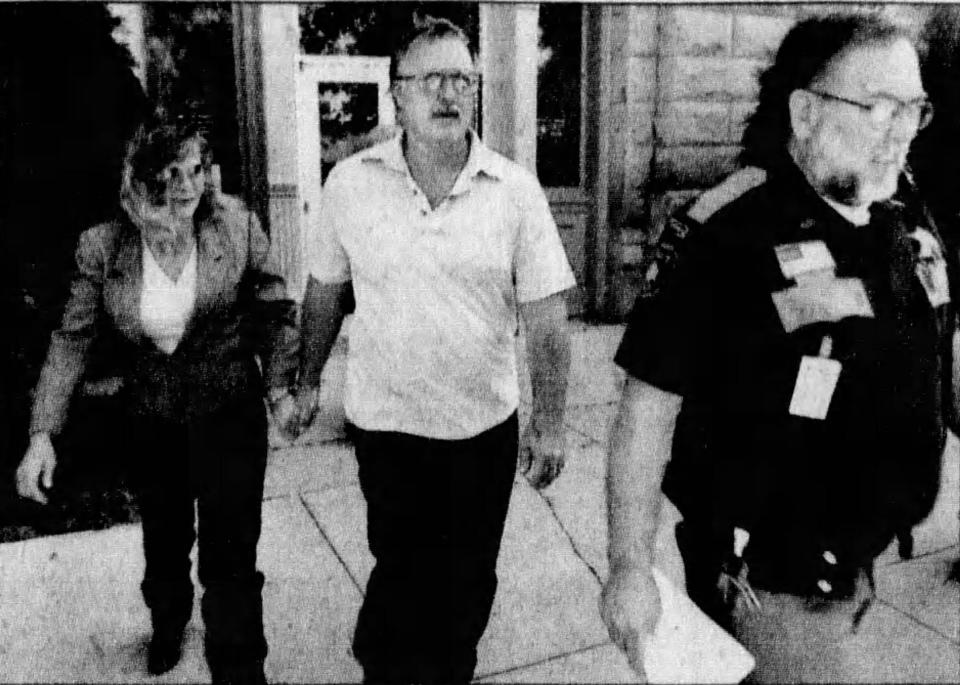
[295,55,395,289]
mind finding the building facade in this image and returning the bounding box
[111,2,937,319]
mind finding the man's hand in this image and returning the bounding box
[519,420,566,489]
[16,434,57,504]
[600,563,661,680]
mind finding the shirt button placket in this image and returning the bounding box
[412,186,429,217]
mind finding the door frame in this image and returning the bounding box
[295,54,395,281]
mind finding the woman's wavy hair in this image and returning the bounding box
[741,13,912,170]
[122,121,215,208]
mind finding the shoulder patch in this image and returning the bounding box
[638,210,700,298]
[687,166,767,223]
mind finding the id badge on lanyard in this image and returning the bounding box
[789,335,841,420]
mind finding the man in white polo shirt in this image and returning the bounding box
[294,17,575,685]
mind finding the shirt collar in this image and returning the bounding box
[359,129,506,185]
[772,158,867,234]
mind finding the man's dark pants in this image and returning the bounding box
[127,392,269,674]
[352,413,518,685]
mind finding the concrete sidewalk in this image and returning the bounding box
[1,323,958,683]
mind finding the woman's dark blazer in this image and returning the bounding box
[30,194,299,435]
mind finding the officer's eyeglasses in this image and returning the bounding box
[394,70,479,96]
[806,89,934,132]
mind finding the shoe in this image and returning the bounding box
[147,628,184,675]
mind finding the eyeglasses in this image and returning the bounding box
[394,70,479,96]
[806,89,934,132]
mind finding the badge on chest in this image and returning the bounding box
[769,242,855,420]
[770,240,874,333]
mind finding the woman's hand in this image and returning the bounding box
[16,434,57,504]
[291,385,322,437]
[268,388,299,443]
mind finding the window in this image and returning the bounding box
[536,4,582,188]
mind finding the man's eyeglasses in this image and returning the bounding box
[394,70,479,96]
[806,89,934,132]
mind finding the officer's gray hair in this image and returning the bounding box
[741,13,914,170]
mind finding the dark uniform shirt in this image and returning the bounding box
[616,161,953,590]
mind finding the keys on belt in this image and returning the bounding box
[718,527,762,612]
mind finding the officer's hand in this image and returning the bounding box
[600,564,661,680]
[290,385,322,437]
[519,420,566,489]
[16,434,57,505]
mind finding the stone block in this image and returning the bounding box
[626,56,657,103]
[728,101,757,144]
[623,145,654,217]
[660,56,762,102]
[628,5,659,56]
[654,145,741,188]
[629,102,655,146]
[657,102,731,145]
[733,13,792,58]
[663,6,732,57]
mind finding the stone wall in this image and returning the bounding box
[610,3,932,316]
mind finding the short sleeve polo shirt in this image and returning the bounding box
[308,131,576,439]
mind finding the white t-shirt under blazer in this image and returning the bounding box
[140,239,198,354]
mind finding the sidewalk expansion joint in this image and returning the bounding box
[475,639,610,681]
[537,488,603,586]
[876,598,960,647]
[882,543,960,567]
[297,493,366,597]
[563,401,618,447]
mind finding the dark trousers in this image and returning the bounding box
[352,414,518,685]
[675,520,735,631]
[127,393,268,671]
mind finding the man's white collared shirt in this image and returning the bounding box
[308,132,576,439]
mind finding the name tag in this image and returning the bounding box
[789,356,842,420]
[775,240,836,280]
[771,277,875,333]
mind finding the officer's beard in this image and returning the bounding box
[822,172,862,206]
[791,135,899,209]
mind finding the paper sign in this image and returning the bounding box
[917,260,951,307]
[643,567,756,684]
[771,277,874,333]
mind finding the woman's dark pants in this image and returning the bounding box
[127,393,268,675]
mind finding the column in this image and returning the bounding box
[479,3,539,172]
[234,3,307,300]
